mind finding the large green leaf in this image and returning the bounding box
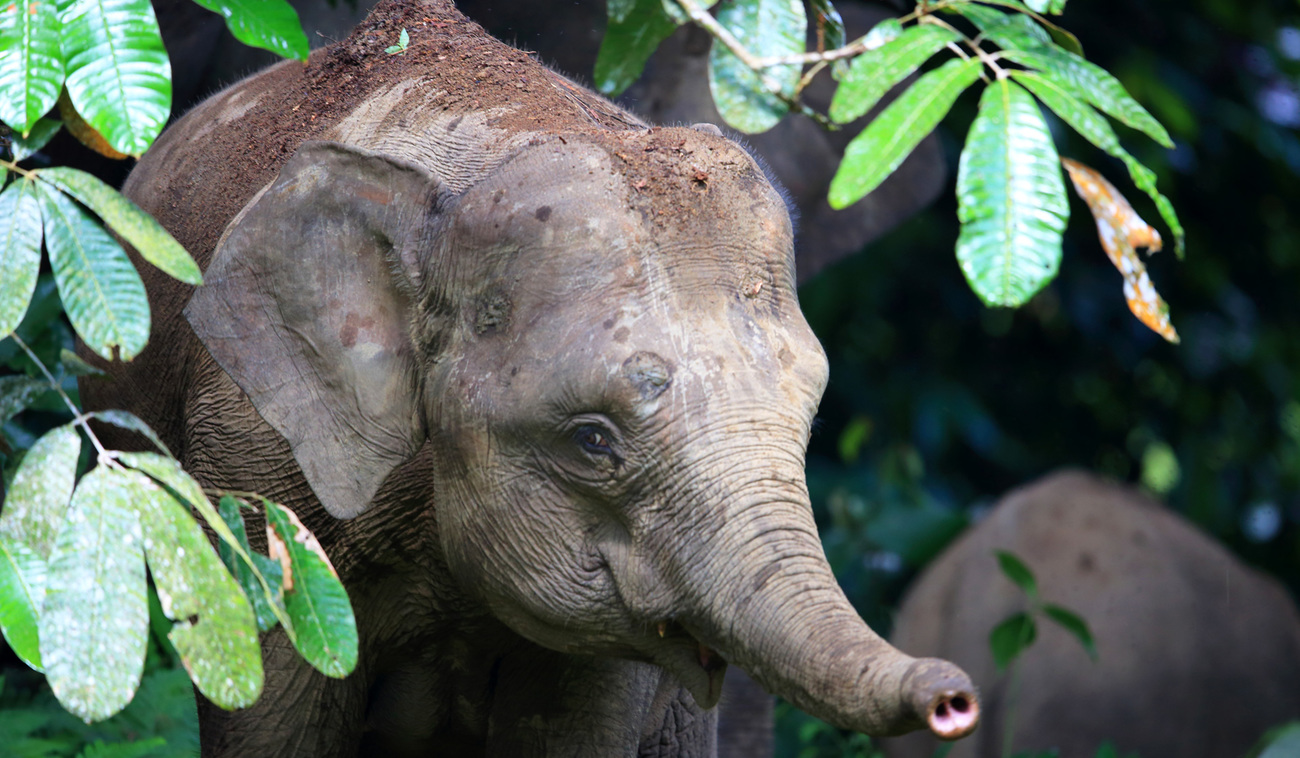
[595,0,677,96]
[37,182,150,361]
[217,496,284,633]
[187,0,308,62]
[1001,47,1172,149]
[0,177,43,336]
[1011,70,1184,256]
[829,58,982,209]
[59,0,171,156]
[265,500,357,678]
[37,167,202,285]
[40,465,148,722]
[708,0,806,134]
[0,423,81,560]
[0,537,46,671]
[955,79,1068,306]
[134,474,263,709]
[829,24,960,124]
[0,0,64,135]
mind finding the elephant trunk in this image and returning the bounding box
[678,480,979,740]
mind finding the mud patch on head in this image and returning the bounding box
[474,290,512,335]
[622,351,673,400]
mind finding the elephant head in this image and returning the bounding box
[185,127,978,740]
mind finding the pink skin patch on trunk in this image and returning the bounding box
[927,692,979,739]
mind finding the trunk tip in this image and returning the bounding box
[904,657,980,741]
[926,689,979,740]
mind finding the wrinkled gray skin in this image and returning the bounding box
[882,470,1300,758]
[82,2,976,755]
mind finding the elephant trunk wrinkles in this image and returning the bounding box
[682,480,979,740]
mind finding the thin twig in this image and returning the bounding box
[11,333,111,461]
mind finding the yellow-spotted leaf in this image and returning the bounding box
[40,465,148,722]
[133,472,263,709]
[0,177,43,336]
[1061,157,1178,343]
[37,167,202,285]
[36,181,150,360]
[708,0,806,134]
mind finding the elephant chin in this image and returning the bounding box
[640,621,729,708]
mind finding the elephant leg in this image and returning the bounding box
[485,646,716,757]
[198,628,368,758]
[716,669,773,758]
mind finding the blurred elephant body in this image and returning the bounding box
[882,470,1300,758]
[82,1,976,755]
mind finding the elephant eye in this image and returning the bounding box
[574,425,613,456]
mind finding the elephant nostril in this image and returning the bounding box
[950,695,970,713]
[926,692,980,740]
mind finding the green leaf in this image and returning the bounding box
[809,0,846,54]
[0,177,43,336]
[36,181,150,361]
[134,472,263,709]
[708,0,806,134]
[0,423,81,559]
[0,0,64,134]
[1257,723,1300,758]
[830,58,982,209]
[608,0,637,24]
[1010,70,1184,256]
[595,0,677,96]
[265,499,357,678]
[1042,603,1097,661]
[1001,47,1172,149]
[955,79,1068,306]
[60,0,171,156]
[189,0,308,61]
[976,11,1052,49]
[660,0,713,25]
[37,167,202,285]
[217,495,284,633]
[1025,0,1067,14]
[41,465,148,722]
[0,374,50,426]
[85,410,172,456]
[0,537,46,670]
[1094,742,1118,758]
[994,549,1037,598]
[114,451,291,632]
[59,347,105,377]
[989,611,1036,670]
[829,24,960,124]
[10,116,62,160]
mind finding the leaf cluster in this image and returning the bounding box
[597,0,1187,341]
[988,549,1095,670]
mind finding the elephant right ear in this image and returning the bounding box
[185,141,445,519]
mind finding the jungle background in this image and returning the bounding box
[1,0,1299,756]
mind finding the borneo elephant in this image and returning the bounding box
[881,470,1300,758]
[81,0,979,755]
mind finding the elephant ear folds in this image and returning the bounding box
[185,141,445,519]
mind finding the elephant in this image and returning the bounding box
[880,470,1300,758]
[79,0,981,755]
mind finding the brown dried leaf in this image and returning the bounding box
[1061,157,1179,343]
[56,89,128,160]
[264,504,339,594]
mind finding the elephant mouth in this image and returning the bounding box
[644,620,728,708]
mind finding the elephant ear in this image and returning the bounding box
[185,141,444,519]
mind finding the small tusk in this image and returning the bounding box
[657,622,668,638]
